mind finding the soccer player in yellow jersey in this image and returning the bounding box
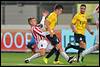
[43,4,75,64]
[79,4,99,63]
[65,4,94,62]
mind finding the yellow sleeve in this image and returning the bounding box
[46,13,55,23]
[72,14,78,25]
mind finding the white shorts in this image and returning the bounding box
[37,39,48,49]
[46,43,53,52]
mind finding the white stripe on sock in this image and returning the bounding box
[61,51,69,61]
[29,53,41,60]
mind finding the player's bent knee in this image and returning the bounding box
[80,41,86,48]
[59,48,63,52]
[39,48,46,56]
[56,44,62,51]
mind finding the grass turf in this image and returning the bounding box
[1,52,99,66]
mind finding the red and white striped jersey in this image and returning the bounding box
[31,25,45,44]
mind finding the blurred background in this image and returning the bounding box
[1,1,99,25]
[1,1,99,53]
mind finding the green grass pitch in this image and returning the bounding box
[1,52,99,66]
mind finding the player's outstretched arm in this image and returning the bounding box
[39,10,49,28]
[86,23,94,35]
[71,23,77,33]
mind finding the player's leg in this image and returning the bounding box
[77,35,86,62]
[65,33,81,51]
[25,52,41,63]
[25,48,41,63]
[59,46,76,64]
[44,46,61,64]
[82,44,99,56]
[79,34,99,63]
[79,31,99,63]
[77,41,85,62]
[68,33,86,62]
[52,35,75,64]
[82,44,99,57]
[52,35,61,64]
[43,47,56,64]
[44,34,75,64]
[25,49,47,63]
[43,34,60,64]
[53,49,60,64]
[79,44,99,63]
[25,48,46,63]
[45,35,66,64]
[53,43,62,64]
[52,34,76,64]
[25,40,48,63]
[65,43,80,51]
[65,33,84,63]
[56,41,75,64]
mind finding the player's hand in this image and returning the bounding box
[90,31,94,35]
[50,33,54,37]
[73,29,77,33]
[42,10,49,17]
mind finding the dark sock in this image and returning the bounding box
[71,45,80,50]
[65,47,70,51]
[46,47,56,58]
[77,47,85,62]
[55,50,60,61]
[65,43,72,51]
[27,43,32,49]
[65,43,80,51]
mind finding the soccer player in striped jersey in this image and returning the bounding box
[79,4,99,63]
[25,10,49,63]
[26,10,49,54]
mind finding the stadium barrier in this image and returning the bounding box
[1,25,99,53]
[1,28,61,52]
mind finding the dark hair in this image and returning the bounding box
[28,17,35,25]
[54,4,63,10]
[80,4,86,8]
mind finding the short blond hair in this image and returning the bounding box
[28,17,35,25]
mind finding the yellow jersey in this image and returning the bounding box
[46,11,57,33]
[72,12,87,35]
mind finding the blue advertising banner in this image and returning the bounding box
[61,28,97,53]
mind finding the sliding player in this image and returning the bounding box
[26,10,49,54]
[25,10,49,63]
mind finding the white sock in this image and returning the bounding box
[61,51,69,61]
[81,45,98,57]
[28,53,41,61]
